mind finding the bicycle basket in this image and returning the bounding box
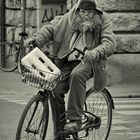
[21,65,61,91]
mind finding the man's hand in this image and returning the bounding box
[83,50,99,62]
[24,38,36,48]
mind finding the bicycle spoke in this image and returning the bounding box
[18,99,47,140]
[82,89,112,140]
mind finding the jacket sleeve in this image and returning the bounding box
[32,14,68,47]
[33,24,54,47]
[93,12,117,59]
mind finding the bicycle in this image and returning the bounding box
[0,0,27,72]
[15,46,115,140]
[0,25,28,72]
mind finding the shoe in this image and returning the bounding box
[54,134,66,140]
[64,120,82,133]
[54,137,65,140]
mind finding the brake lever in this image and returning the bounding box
[73,47,87,64]
[73,48,85,56]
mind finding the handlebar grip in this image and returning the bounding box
[29,39,38,49]
[25,39,37,54]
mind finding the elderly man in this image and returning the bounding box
[25,0,116,139]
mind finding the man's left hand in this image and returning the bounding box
[83,50,98,62]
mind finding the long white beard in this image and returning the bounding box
[72,13,101,32]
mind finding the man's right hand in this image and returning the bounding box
[24,38,36,48]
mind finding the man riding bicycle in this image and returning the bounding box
[24,0,116,139]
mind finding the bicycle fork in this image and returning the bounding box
[25,93,49,135]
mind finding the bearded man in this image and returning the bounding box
[24,0,116,139]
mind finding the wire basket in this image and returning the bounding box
[21,65,61,91]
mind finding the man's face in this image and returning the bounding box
[79,9,95,20]
[73,8,98,32]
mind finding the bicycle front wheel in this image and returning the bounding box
[0,43,18,72]
[16,94,49,140]
[83,88,112,140]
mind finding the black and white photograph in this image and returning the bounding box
[0,0,140,140]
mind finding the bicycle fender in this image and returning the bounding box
[103,88,115,109]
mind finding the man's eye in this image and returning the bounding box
[81,11,85,14]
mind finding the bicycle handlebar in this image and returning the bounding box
[59,47,86,61]
[27,40,86,61]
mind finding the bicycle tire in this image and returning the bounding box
[0,64,18,72]
[78,88,112,140]
[15,94,49,140]
[17,44,27,73]
[0,43,18,72]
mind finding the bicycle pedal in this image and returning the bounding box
[63,129,79,135]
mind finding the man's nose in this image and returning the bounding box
[85,12,89,15]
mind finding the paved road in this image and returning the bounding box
[0,71,140,140]
[112,97,140,140]
[0,94,140,139]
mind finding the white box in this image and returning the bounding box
[21,47,61,81]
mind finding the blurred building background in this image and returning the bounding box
[0,0,140,86]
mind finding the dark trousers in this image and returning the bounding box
[50,60,93,135]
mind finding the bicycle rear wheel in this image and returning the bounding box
[16,94,49,140]
[0,43,18,72]
[79,88,112,140]
[17,45,26,73]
